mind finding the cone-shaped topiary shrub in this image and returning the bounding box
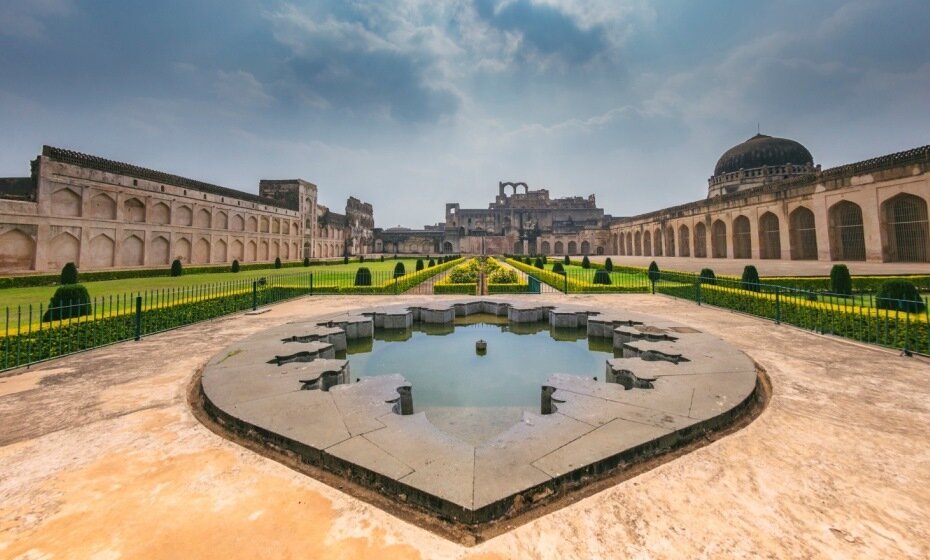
[740,265,760,292]
[303,257,310,267]
[274,257,282,269]
[416,259,424,272]
[699,268,716,285]
[43,284,92,322]
[380,255,385,262]
[343,255,349,264]
[231,259,240,273]
[563,255,570,265]
[354,267,372,286]
[428,258,435,267]
[593,269,612,285]
[581,255,590,269]
[534,257,544,269]
[876,280,926,313]
[604,258,613,272]
[648,261,660,283]
[359,255,365,263]
[171,259,183,277]
[830,264,852,296]
[393,262,406,278]
[552,262,565,275]
[60,262,78,285]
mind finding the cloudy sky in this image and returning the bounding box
[1,0,928,225]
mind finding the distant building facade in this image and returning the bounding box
[0,146,374,274]
[611,137,930,263]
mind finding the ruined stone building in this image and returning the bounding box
[611,136,930,263]
[0,146,374,274]
[375,183,612,256]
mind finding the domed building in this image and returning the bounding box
[708,134,818,197]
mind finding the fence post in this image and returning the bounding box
[134,296,142,341]
[775,286,781,325]
[695,276,701,306]
[309,272,314,296]
[563,271,568,293]
[252,281,258,311]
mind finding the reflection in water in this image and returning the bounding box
[346,319,619,410]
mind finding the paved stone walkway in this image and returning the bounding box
[1,294,928,559]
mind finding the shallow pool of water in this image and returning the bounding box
[345,314,616,411]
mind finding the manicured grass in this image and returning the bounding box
[0,259,423,313]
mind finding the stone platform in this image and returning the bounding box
[199,299,759,524]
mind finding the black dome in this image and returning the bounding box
[714,134,813,176]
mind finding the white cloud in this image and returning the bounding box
[214,70,274,107]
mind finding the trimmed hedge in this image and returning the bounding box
[42,284,92,322]
[433,282,477,295]
[61,263,78,285]
[488,282,529,294]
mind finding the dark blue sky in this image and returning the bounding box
[1,0,928,225]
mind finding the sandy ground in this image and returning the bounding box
[0,294,928,559]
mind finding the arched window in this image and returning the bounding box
[678,225,690,257]
[554,241,564,255]
[694,222,707,258]
[829,201,866,261]
[759,212,781,259]
[881,193,929,262]
[513,241,523,255]
[712,220,727,258]
[580,240,591,255]
[568,241,577,255]
[732,216,751,258]
[541,241,551,254]
[124,198,145,223]
[789,207,818,260]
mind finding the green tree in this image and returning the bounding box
[231,259,240,273]
[534,257,544,269]
[699,268,716,285]
[648,261,660,283]
[740,265,760,292]
[563,255,570,265]
[274,257,282,269]
[581,255,591,269]
[428,258,436,267]
[552,262,566,275]
[876,280,926,313]
[393,262,406,278]
[42,284,92,322]
[593,269,612,285]
[830,264,852,296]
[170,259,183,277]
[416,259,424,272]
[60,262,79,285]
[604,258,613,272]
[354,267,372,286]
[303,256,310,267]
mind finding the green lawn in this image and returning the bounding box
[0,258,423,311]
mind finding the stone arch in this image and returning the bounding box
[120,234,144,266]
[231,239,244,261]
[176,205,193,226]
[246,240,257,261]
[247,216,258,232]
[580,240,591,255]
[271,240,280,259]
[666,226,676,257]
[282,220,290,235]
[881,193,929,262]
[653,229,663,256]
[292,242,298,259]
[89,233,115,267]
[259,240,269,260]
[272,219,280,234]
[568,241,578,255]
[90,192,117,220]
[194,208,211,229]
[231,214,244,231]
[712,220,727,258]
[541,241,551,255]
[789,207,818,260]
[48,231,80,270]
[175,237,191,263]
[758,212,781,259]
[151,235,170,265]
[554,241,564,255]
[0,228,35,270]
[124,197,145,223]
[596,245,604,255]
[260,216,270,233]
[151,202,170,225]
[694,223,707,258]
[678,225,691,257]
[282,242,290,260]
[828,201,866,261]
[194,237,210,264]
[634,231,642,256]
[513,241,523,255]
[215,211,228,230]
[732,216,751,259]
[214,239,228,262]
[51,187,82,217]
[643,231,652,256]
